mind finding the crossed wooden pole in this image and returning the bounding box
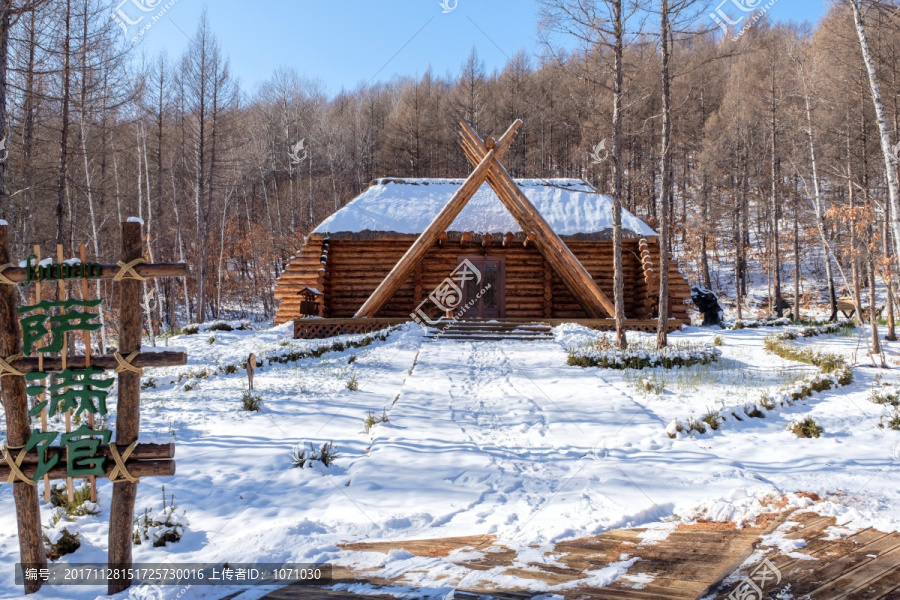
[355,120,615,320]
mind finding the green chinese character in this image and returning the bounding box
[26,372,49,418]
[47,368,114,417]
[19,314,49,356]
[23,430,59,481]
[61,425,111,478]
[17,299,103,356]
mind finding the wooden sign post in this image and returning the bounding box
[0,221,189,595]
[0,225,45,595]
[247,353,256,390]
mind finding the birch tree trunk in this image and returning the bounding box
[656,0,671,349]
[612,0,627,349]
[802,93,838,321]
[849,0,900,267]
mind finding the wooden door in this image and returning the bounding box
[458,257,505,319]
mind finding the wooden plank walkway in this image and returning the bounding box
[708,511,900,600]
[254,509,900,599]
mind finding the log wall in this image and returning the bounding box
[274,236,693,325]
[273,239,328,325]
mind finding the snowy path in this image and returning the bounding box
[348,339,763,546]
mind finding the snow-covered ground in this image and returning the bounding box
[2,320,900,599]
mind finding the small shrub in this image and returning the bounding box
[348,355,357,364]
[43,508,80,561]
[809,377,834,393]
[141,377,156,390]
[223,364,238,375]
[50,481,99,518]
[665,419,684,439]
[636,374,666,395]
[363,408,390,434]
[209,322,234,332]
[702,410,723,431]
[745,404,765,418]
[207,336,216,345]
[318,441,338,466]
[182,324,200,335]
[791,417,823,438]
[133,487,187,547]
[713,335,724,347]
[837,367,853,386]
[241,391,262,412]
[870,389,900,407]
[291,441,339,469]
[569,337,720,370]
[346,373,359,391]
[290,444,310,468]
[686,418,707,435]
[363,411,377,434]
[879,408,900,430]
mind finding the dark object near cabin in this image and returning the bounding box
[691,285,723,327]
[298,287,323,317]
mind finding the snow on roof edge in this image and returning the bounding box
[313,178,658,238]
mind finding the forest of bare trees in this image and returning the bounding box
[2,0,900,345]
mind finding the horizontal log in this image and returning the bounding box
[14,443,175,465]
[0,459,175,482]
[10,351,188,374]
[0,262,188,284]
[294,318,408,325]
[275,284,325,294]
[278,270,326,278]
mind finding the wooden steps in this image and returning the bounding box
[427,320,554,342]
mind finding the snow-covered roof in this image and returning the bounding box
[312,178,657,238]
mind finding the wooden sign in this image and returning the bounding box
[0,221,188,595]
[247,353,256,390]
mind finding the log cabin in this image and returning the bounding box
[274,177,693,338]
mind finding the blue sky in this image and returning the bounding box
[125,0,832,97]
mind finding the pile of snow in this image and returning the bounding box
[313,178,657,237]
[43,519,77,547]
[725,317,792,330]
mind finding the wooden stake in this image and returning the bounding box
[57,245,74,504]
[79,244,96,503]
[33,245,50,504]
[0,226,48,594]
[108,221,143,595]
